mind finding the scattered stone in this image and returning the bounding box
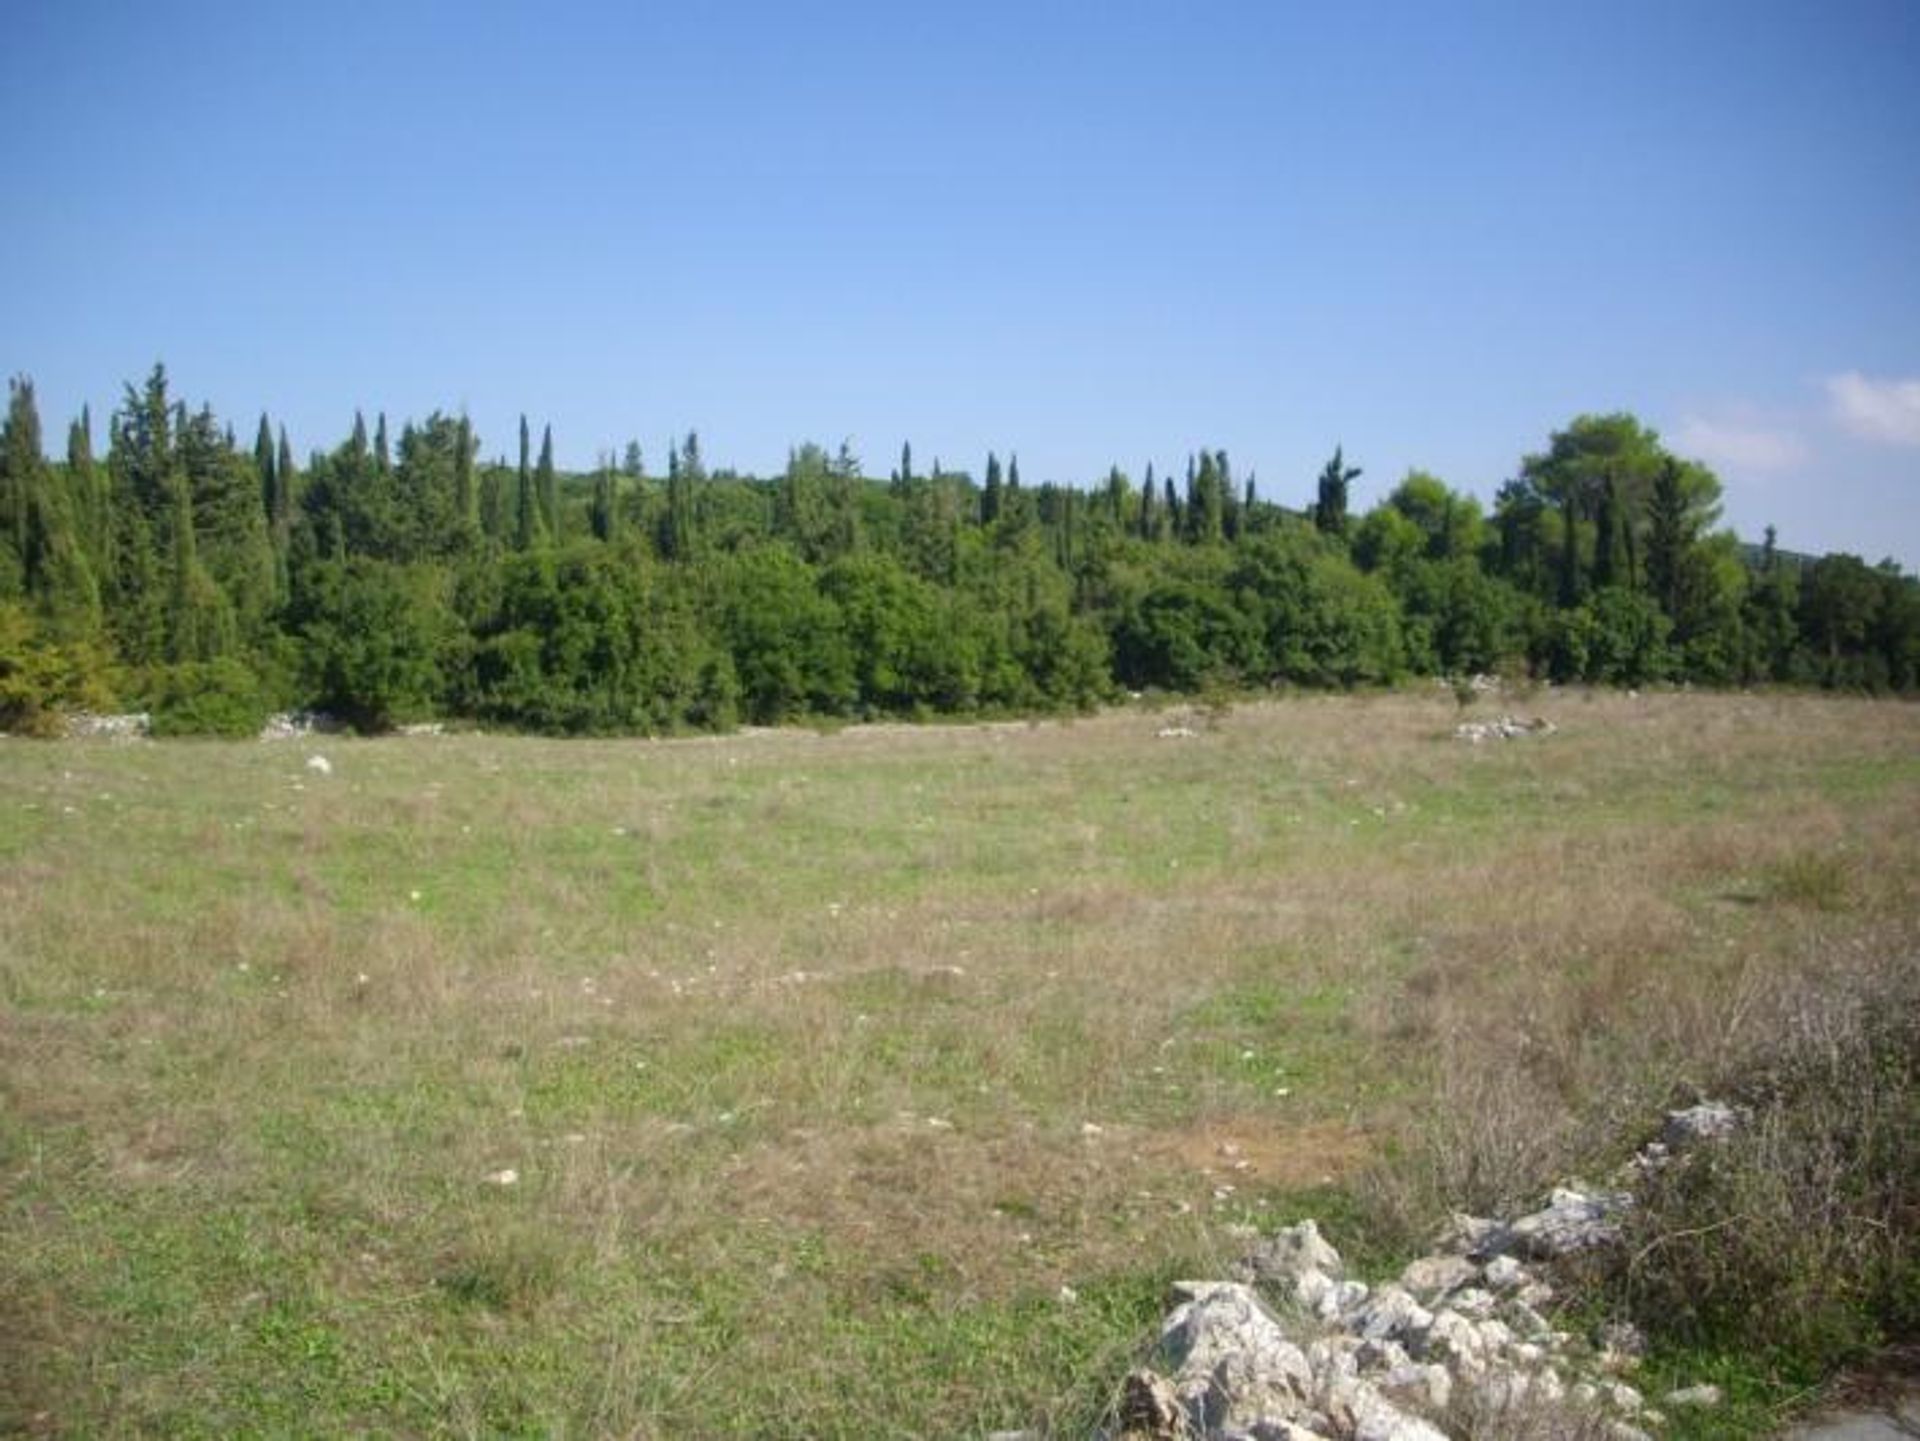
[1662,1101,1740,1149]
[1157,726,1198,740]
[259,710,346,740]
[1101,1100,1749,1440]
[1397,1255,1476,1299]
[1234,1220,1345,1289]
[64,711,150,740]
[483,1168,519,1186]
[305,754,333,775]
[1664,1383,1723,1409]
[1454,715,1555,744]
[1480,1255,1525,1291]
[1499,1186,1628,1260]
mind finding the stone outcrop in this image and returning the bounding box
[1109,1103,1739,1441]
[1454,715,1555,744]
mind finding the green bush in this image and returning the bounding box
[1603,954,1920,1370]
[0,602,117,735]
[145,658,271,737]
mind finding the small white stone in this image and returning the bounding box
[484,1168,519,1186]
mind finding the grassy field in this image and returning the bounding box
[3,691,1918,1438]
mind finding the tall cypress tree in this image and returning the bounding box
[537,424,558,539]
[4,379,101,635]
[1593,472,1623,590]
[104,365,177,660]
[68,406,109,581]
[1645,458,1690,622]
[1314,446,1360,536]
[454,414,477,539]
[515,414,542,550]
[254,414,277,529]
[591,452,619,542]
[982,452,1003,524]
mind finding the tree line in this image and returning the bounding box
[2,364,1916,735]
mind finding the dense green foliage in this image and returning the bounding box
[2,367,1916,732]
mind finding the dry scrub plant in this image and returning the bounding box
[1602,944,1920,1369]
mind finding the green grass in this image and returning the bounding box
[3,690,1918,1435]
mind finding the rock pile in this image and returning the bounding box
[1110,1104,1741,1441]
[1453,715,1555,745]
[258,710,346,740]
[63,711,150,740]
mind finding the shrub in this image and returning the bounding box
[0,602,117,735]
[145,658,271,737]
[1603,953,1920,1369]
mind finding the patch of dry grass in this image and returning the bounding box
[2,690,1917,1434]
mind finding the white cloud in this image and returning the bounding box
[1671,412,1808,473]
[1826,371,1920,447]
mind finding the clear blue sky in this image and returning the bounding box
[5,1,1918,564]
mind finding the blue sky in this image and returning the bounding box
[4,1,1918,564]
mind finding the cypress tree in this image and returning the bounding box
[69,406,109,580]
[1163,476,1181,538]
[1593,472,1622,590]
[1,379,101,634]
[273,427,296,544]
[1557,497,1583,609]
[515,414,543,549]
[592,452,619,542]
[255,414,277,528]
[982,452,1003,524]
[1314,446,1360,536]
[454,414,477,537]
[537,424,558,538]
[1138,463,1157,539]
[1645,458,1690,622]
[178,404,275,632]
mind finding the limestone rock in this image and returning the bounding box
[1396,1255,1476,1300]
[1664,1383,1722,1409]
[1501,1186,1628,1260]
[1662,1101,1739,1149]
[1234,1220,1345,1288]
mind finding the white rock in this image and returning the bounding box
[1505,1186,1628,1259]
[1449,1286,1496,1319]
[1504,1299,1552,1341]
[1481,1254,1525,1290]
[1354,1337,1410,1372]
[1661,1101,1739,1149]
[1234,1219,1346,1289]
[1603,1380,1643,1414]
[1353,1286,1434,1344]
[483,1168,518,1186]
[1664,1383,1722,1408]
[1379,1361,1452,1413]
[1416,1309,1489,1373]
[1397,1253,1477,1298]
[306,754,333,775]
[1160,1282,1313,1409]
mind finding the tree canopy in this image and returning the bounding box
[1,366,1914,735]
